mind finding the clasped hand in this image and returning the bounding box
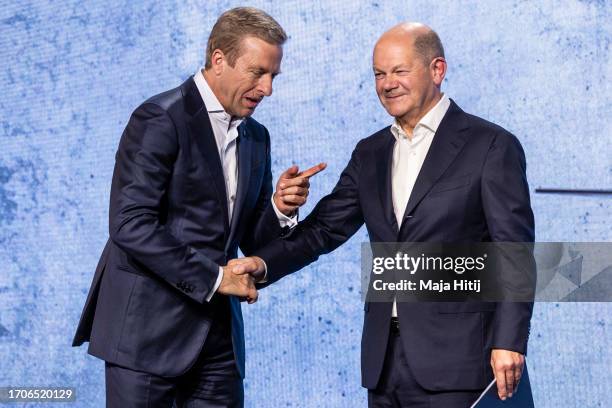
[217,257,266,303]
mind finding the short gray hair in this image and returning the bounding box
[413,30,445,65]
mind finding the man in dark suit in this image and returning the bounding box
[72,7,324,407]
[230,23,535,407]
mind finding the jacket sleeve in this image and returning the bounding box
[481,130,536,355]
[109,102,220,304]
[255,140,367,286]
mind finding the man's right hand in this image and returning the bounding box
[218,266,258,304]
[228,256,266,282]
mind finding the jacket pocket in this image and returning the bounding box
[117,264,148,277]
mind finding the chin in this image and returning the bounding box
[385,107,407,118]
[232,107,250,118]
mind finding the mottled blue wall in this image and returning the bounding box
[1,0,610,407]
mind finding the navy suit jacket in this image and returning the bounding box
[256,100,535,391]
[73,77,282,378]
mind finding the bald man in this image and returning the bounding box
[231,23,535,407]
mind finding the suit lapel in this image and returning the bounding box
[399,100,469,231]
[226,122,253,249]
[375,131,399,235]
[182,78,230,233]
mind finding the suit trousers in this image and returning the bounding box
[105,298,243,408]
[368,329,481,408]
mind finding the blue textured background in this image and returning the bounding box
[1,0,610,407]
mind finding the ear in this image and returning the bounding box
[210,49,226,76]
[430,57,447,87]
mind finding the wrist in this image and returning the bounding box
[252,257,266,282]
[273,192,294,217]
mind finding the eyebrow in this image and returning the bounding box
[374,64,411,72]
[250,67,282,76]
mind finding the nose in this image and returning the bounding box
[382,75,398,92]
[257,74,273,97]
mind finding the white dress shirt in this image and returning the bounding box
[390,94,451,317]
[193,69,296,301]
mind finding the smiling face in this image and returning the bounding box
[373,29,445,130]
[207,36,283,118]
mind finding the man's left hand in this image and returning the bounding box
[273,163,326,216]
[491,348,525,401]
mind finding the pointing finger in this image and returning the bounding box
[297,162,327,179]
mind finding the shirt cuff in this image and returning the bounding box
[205,266,224,302]
[259,259,268,283]
[271,196,298,228]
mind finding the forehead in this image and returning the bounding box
[373,36,418,67]
[236,36,283,69]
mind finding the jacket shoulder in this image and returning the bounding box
[141,84,184,113]
[463,111,522,148]
[355,126,392,151]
